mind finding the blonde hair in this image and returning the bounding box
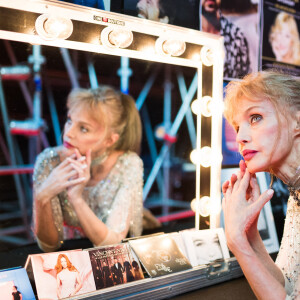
[269,12,300,65]
[66,85,142,154]
[224,71,300,126]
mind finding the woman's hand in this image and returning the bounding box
[222,164,274,253]
[35,153,86,204]
[66,149,92,204]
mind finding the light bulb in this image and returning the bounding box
[191,99,200,115]
[155,37,186,57]
[200,96,213,117]
[191,196,211,217]
[200,46,214,66]
[35,14,73,40]
[199,146,212,168]
[101,27,133,49]
[190,149,200,165]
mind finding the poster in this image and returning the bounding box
[200,0,261,79]
[123,0,199,29]
[262,0,300,75]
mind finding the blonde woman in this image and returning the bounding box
[33,85,143,252]
[269,12,300,66]
[222,71,300,299]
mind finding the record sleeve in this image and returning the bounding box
[129,234,192,277]
[87,243,144,290]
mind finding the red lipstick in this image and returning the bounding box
[242,149,257,161]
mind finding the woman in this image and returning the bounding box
[269,12,300,66]
[222,71,300,299]
[12,286,22,300]
[32,85,143,252]
[56,254,82,299]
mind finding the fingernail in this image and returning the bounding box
[78,156,86,161]
[81,164,87,169]
[267,189,274,195]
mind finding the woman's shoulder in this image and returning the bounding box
[35,146,61,163]
[119,151,143,167]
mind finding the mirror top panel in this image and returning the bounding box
[0,0,224,68]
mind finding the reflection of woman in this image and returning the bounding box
[55,254,82,299]
[192,232,223,265]
[222,71,300,298]
[12,286,22,300]
[269,12,300,66]
[33,85,143,252]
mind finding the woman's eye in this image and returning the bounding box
[250,114,262,124]
[80,126,88,133]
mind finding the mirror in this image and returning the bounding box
[0,0,224,249]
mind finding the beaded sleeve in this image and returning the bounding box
[275,195,300,299]
[32,148,64,251]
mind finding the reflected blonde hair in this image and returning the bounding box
[67,85,142,154]
[269,12,300,65]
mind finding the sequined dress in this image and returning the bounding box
[32,148,143,251]
[276,195,300,299]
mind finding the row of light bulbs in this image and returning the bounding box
[35,14,214,63]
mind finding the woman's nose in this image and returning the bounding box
[65,124,75,138]
[236,125,250,144]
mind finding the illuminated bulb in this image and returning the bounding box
[200,96,213,117]
[191,99,200,115]
[101,27,133,49]
[199,196,211,217]
[155,37,186,57]
[200,46,214,66]
[191,196,211,217]
[35,14,73,40]
[190,149,200,165]
[199,146,212,168]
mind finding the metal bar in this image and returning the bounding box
[136,65,160,111]
[143,73,198,201]
[0,225,26,236]
[86,54,99,89]
[0,165,34,175]
[177,69,197,148]
[118,56,132,94]
[0,76,30,237]
[157,210,195,223]
[60,47,80,88]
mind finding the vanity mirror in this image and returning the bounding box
[0,0,224,247]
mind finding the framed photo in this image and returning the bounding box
[181,228,230,267]
[221,168,280,254]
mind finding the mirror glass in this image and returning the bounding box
[0,38,199,250]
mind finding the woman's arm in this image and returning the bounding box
[33,151,86,250]
[223,168,285,299]
[56,275,62,299]
[71,271,83,296]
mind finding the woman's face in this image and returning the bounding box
[63,104,109,157]
[61,257,68,269]
[193,233,223,265]
[232,97,293,173]
[271,23,294,60]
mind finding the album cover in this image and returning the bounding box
[87,243,144,290]
[181,228,230,267]
[0,267,35,300]
[129,234,192,277]
[25,250,96,300]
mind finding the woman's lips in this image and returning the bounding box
[63,141,74,149]
[242,150,258,161]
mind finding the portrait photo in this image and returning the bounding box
[30,250,96,300]
[181,228,230,267]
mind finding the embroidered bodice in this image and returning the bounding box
[276,195,300,299]
[32,147,143,249]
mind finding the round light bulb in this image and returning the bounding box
[199,146,212,168]
[190,149,200,165]
[191,99,200,115]
[200,46,214,66]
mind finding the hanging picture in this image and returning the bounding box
[200,0,261,80]
[261,0,300,75]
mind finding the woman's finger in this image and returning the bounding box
[222,180,230,195]
[250,174,260,201]
[237,169,251,195]
[251,189,274,215]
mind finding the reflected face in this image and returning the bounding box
[63,104,108,156]
[233,98,292,173]
[271,24,294,60]
[12,287,17,292]
[202,0,220,13]
[193,233,223,265]
[61,257,68,269]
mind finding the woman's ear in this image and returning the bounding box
[105,133,120,148]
